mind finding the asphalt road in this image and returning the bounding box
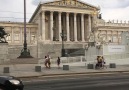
[23,73,129,90]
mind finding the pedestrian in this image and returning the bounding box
[102,56,107,69]
[44,56,48,68]
[47,55,51,69]
[57,57,61,69]
[96,56,102,69]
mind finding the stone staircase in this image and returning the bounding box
[68,49,85,56]
[1,58,39,65]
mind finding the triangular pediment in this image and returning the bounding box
[43,0,99,10]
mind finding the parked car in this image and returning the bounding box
[0,76,24,90]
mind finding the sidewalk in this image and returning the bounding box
[0,62,129,78]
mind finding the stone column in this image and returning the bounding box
[66,12,70,41]
[74,13,77,42]
[117,31,119,43]
[41,11,45,41]
[58,12,62,41]
[81,14,85,42]
[50,11,53,41]
[88,15,91,35]
[38,14,41,40]
[28,28,31,43]
[106,31,108,40]
[70,16,73,41]
[111,31,113,42]
[11,27,14,43]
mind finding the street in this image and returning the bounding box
[23,73,129,90]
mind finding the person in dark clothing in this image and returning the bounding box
[57,57,60,68]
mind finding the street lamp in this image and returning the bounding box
[60,29,66,57]
[85,44,89,61]
[96,43,101,55]
[18,0,32,58]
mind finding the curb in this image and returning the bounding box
[18,70,129,78]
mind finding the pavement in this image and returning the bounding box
[0,61,129,78]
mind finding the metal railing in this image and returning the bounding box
[38,53,129,65]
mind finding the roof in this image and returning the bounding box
[29,0,100,23]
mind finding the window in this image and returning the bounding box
[14,34,19,41]
[6,33,11,41]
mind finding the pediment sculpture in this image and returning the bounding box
[44,0,98,10]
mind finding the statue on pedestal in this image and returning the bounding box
[0,27,9,43]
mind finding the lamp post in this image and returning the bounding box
[18,0,32,58]
[96,44,101,55]
[85,44,89,61]
[60,29,66,57]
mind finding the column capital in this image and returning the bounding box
[81,13,84,16]
[41,11,46,14]
[50,11,54,15]
[66,12,69,15]
[74,13,77,16]
[88,14,92,17]
[58,12,62,14]
[50,11,54,13]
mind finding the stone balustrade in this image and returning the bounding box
[97,20,129,27]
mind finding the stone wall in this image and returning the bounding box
[8,45,37,59]
[37,42,85,58]
[0,43,9,63]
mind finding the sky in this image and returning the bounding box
[0,0,129,23]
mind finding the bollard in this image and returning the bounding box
[109,63,116,68]
[63,65,69,70]
[87,64,94,69]
[35,66,41,72]
[3,67,10,73]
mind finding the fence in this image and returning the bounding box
[38,53,129,65]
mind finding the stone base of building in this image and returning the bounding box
[0,43,9,63]
[7,42,89,59]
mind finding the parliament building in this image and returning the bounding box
[0,0,129,59]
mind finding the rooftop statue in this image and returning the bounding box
[0,27,9,43]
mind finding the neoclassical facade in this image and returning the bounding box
[0,0,129,59]
[30,0,99,43]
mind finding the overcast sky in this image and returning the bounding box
[0,0,129,23]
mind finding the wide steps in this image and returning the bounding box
[2,58,39,65]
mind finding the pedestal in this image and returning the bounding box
[0,43,9,63]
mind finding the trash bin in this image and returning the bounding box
[109,63,116,68]
[87,64,94,69]
[3,67,10,73]
[63,65,69,70]
[35,66,41,72]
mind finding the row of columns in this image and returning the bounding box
[41,11,92,42]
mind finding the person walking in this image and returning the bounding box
[47,55,51,69]
[57,57,61,69]
[44,56,48,68]
[102,56,107,69]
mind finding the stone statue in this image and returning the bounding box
[98,13,102,19]
[0,27,9,43]
[95,32,109,45]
